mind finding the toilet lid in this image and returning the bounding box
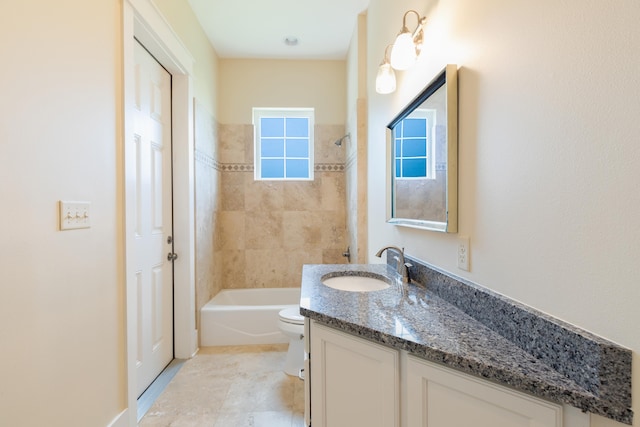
[279,307,304,325]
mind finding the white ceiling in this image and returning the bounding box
[188,0,370,60]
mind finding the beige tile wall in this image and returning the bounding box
[194,101,223,328]
[218,123,348,289]
[345,98,368,263]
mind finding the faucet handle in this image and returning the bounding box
[401,262,413,283]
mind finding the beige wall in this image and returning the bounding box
[0,1,124,425]
[152,0,219,118]
[366,1,640,426]
[218,59,346,124]
[0,0,219,425]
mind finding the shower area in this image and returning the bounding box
[192,57,368,340]
[215,121,349,287]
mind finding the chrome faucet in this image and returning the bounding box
[375,246,412,283]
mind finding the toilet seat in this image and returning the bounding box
[279,307,304,325]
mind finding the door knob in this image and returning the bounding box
[167,252,178,261]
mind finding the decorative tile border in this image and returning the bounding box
[215,162,346,173]
[194,150,221,171]
[315,163,345,172]
[220,163,254,172]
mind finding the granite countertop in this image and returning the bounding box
[299,263,632,425]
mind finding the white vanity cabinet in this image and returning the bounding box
[406,355,564,427]
[309,321,400,427]
[308,320,591,427]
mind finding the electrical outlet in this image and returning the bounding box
[457,236,470,271]
[59,201,91,230]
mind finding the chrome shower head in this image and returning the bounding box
[334,133,350,147]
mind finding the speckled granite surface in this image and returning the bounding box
[299,262,633,425]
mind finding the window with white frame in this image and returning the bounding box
[253,108,314,180]
[394,109,436,179]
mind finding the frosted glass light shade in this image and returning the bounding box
[376,63,396,94]
[390,32,417,70]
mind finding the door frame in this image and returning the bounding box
[122,1,197,425]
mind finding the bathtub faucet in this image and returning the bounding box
[375,246,412,284]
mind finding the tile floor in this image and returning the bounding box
[139,344,305,427]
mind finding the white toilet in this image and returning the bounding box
[278,307,305,376]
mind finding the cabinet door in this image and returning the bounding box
[310,321,399,427]
[406,355,562,427]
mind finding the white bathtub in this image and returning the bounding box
[200,287,301,346]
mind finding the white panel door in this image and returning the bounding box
[406,355,562,427]
[133,41,174,397]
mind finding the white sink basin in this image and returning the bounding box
[322,274,390,292]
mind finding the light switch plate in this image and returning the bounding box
[59,201,91,230]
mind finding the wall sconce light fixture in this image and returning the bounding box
[390,10,427,71]
[375,45,396,94]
